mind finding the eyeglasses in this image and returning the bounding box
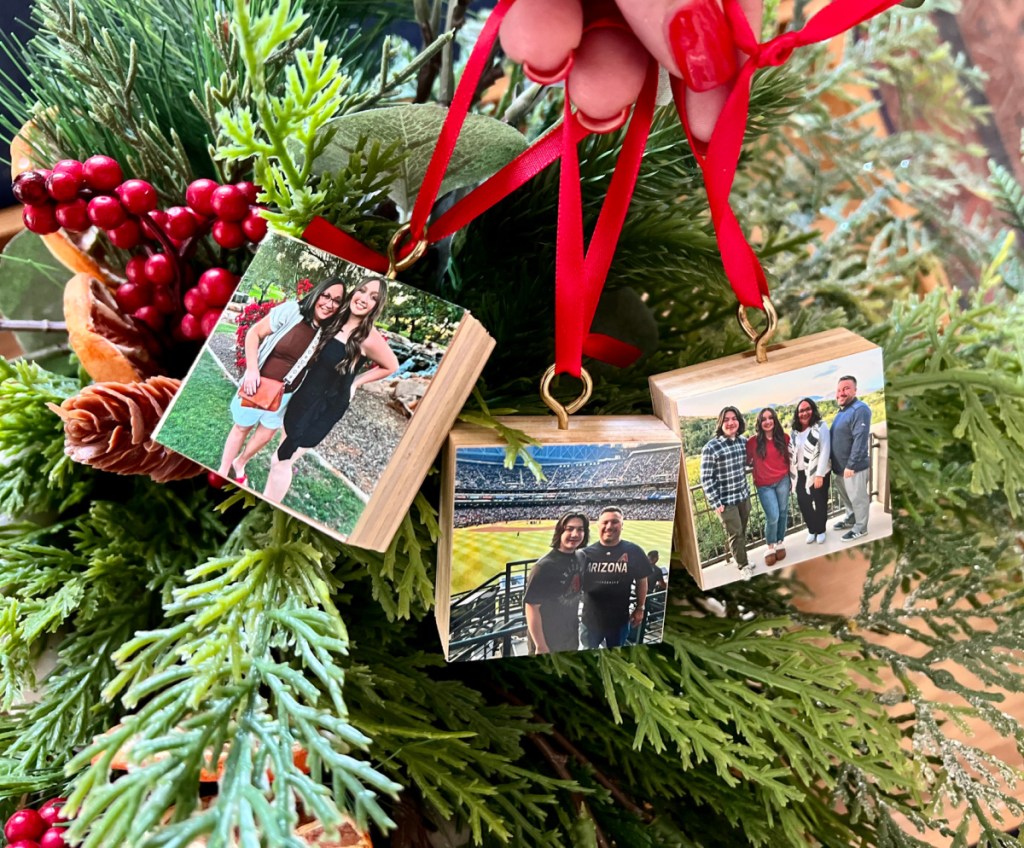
[318,293,345,306]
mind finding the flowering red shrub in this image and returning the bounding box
[233,278,312,370]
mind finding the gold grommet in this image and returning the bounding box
[386,223,428,278]
[737,295,778,364]
[539,365,593,430]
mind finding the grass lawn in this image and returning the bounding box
[450,519,675,595]
[157,349,365,535]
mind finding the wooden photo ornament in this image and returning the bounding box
[435,416,681,662]
[154,230,494,552]
[649,328,892,590]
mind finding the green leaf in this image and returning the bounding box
[305,104,529,210]
[0,231,69,363]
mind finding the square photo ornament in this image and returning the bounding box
[435,416,681,662]
[649,328,892,590]
[154,230,494,552]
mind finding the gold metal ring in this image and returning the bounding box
[736,295,778,364]
[386,223,428,278]
[539,365,593,430]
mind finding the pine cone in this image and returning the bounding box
[48,376,203,483]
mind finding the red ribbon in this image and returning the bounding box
[555,59,659,376]
[673,0,904,308]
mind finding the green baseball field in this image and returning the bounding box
[450,519,675,596]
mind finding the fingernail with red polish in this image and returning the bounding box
[667,0,738,92]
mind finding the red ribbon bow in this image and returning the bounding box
[674,0,904,308]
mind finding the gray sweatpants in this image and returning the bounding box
[834,468,870,534]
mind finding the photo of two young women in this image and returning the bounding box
[155,232,465,537]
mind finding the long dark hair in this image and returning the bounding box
[790,397,822,432]
[317,276,390,374]
[754,407,788,459]
[549,512,589,549]
[297,276,347,326]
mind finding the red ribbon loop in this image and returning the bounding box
[678,0,903,309]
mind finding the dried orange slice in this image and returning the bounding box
[64,272,162,382]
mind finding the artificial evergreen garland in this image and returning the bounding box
[0,1,1022,846]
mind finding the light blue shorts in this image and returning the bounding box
[229,390,293,430]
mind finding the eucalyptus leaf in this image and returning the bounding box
[0,230,70,364]
[306,104,528,211]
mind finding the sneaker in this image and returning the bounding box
[834,518,854,530]
[816,533,826,544]
[806,533,816,544]
[841,529,866,541]
[740,563,756,580]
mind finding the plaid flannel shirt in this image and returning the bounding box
[700,436,750,510]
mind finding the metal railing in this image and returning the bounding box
[690,432,884,567]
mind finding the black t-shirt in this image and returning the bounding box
[581,540,650,631]
[523,549,584,653]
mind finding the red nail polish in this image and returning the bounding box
[667,0,738,92]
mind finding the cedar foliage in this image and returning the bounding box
[1,1,1023,846]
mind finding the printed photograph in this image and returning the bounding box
[678,348,891,581]
[154,231,464,538]
[447,441,680,662]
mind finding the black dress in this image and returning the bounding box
[278,338,364,461]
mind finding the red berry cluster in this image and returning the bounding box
[13,158,261,345]
[4,797,68,848]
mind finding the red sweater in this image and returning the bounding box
[746,435,790,487]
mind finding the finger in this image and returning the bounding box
[567,23,650,130]
[499,0,583,82]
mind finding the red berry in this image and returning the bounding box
[116,282,152,313]
[82,155,123,192]
[39,828,67,848]
[125,254,148,284]
[7,841,41,848]
[242,210,268,243]
[185,178,219,216]
[107,219,143,250]
[207,471,226,489]
[144,253,175,286]
[183,287,208,316]
[37,800,67,827]
[164,206,199,240]
[23,204,60,235]
[134,305,164,331]
[211,219,246,249]
[152,287,177,315]
[198,267,238,308]
[210,184,248,222]
[52,160,84,181]
[235,181,259,204]
[5,808,46,841]
[12,171,50,205]
[180,312,205,340]
[87,195,126,229]
[55,198,90,231]
[200,309,221,337]
[117,179,158,215]
[148,208,169,233]
[45,169,82,202]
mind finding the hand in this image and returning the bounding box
[241,368,261,396]
[535,642,550,655]
[499,0,764,141]
[630,605,645,627]
[716,505,725,514]
[813,476,824,489]
[844,468,854,479]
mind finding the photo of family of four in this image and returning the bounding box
[698,371,888,578]
[220,273,395,504]
[524,507,665,655]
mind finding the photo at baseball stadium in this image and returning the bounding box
[447,441,680,661]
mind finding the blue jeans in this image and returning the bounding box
[756,477,790,545]
[580,621,630,650]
